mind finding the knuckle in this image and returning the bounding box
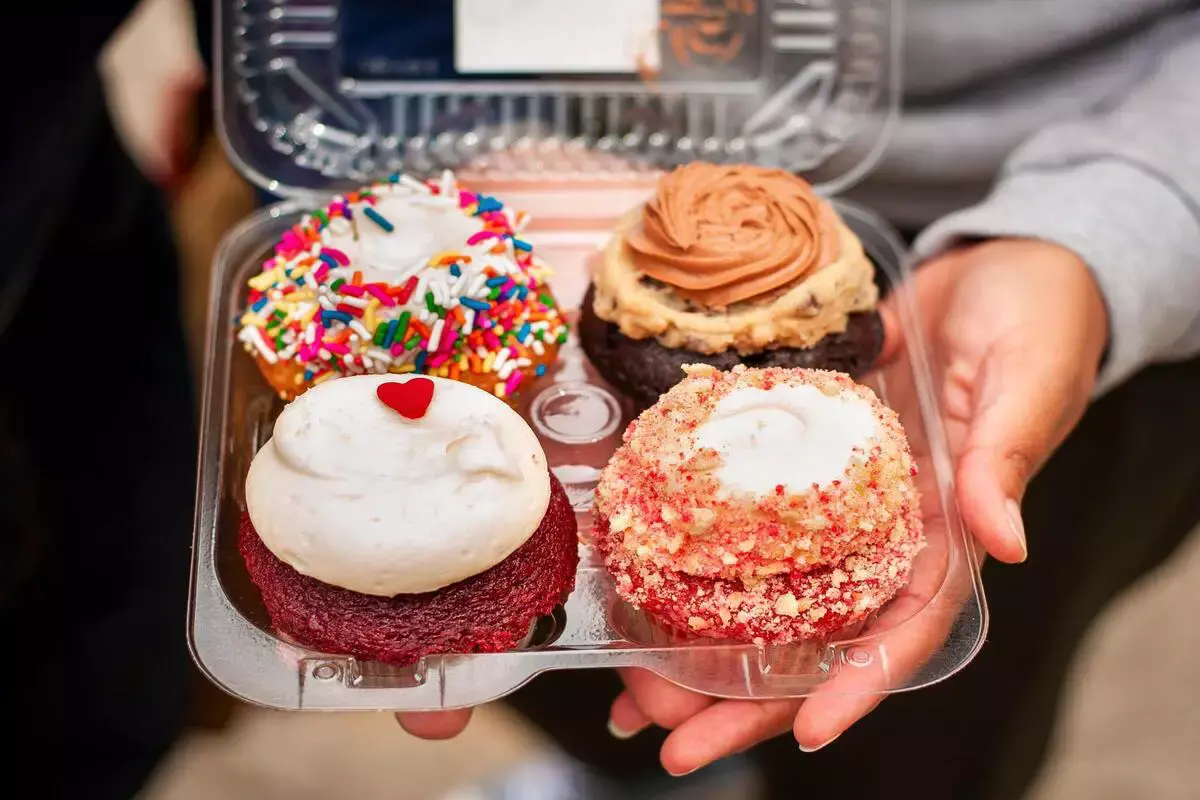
[628,685,698,729]
[1002,446,1039,487]
[749,700,802,736]
[649,700,701,730]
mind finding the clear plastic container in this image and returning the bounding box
[192,0,988,710]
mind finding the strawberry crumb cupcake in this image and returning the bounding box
[593,364,922,642]
[239,373,578,665]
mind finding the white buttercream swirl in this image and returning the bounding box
[323,190,516,285]
[245,374,551,596]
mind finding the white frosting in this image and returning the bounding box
[323,190,518,288]
[245,374,551,596]
[693,385,878,496]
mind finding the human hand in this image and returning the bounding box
[395,709,473,739]
[100,1,206,194]
[396,238,1111,761]
[603,237,1111,773]
[877,237,1109,562]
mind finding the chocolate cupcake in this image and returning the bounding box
[580,164,883,408]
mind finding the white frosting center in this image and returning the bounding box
[326,193,491,284]
[693,385,878,495]
[245,374,551,596]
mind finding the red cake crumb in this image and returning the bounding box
[594,504,923,643]
[239,475,578,666]
[593,365,926,644]
[595,364,920,582]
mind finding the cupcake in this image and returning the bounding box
[594,364,922,643]
[237,171,569,403]
[580,163,883,408]
[239,373,578,665]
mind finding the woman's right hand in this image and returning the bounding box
[600,237,1112,773]
[396,237,1113,765]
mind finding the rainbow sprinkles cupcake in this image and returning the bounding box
[237,171,570,402]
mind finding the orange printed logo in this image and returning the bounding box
[662,0,758,67]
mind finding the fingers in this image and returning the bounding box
[794,517,973,746]
[876,250,963,369]
[660,699,801,775]
[955,345,1084,563]
[791,588,945,746]
[875,298,906,367]
[608,690,653,739]
[395,709,473,740]
[794,691,882,751]
[956,446,1029,564]
[616,668,716,730]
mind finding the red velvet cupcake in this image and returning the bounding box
[241,373,578,665]
[594,364,923,644]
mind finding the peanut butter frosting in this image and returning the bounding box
[627,164,843,308]
[592,216,877,357]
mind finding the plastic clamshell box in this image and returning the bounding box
[192,0,988,711]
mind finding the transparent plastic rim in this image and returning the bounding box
[188,197,988,710]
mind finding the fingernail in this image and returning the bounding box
[667,765,699,777]
[608,718,648,740]
[1005,498,1028,562]
[799,733,841,753]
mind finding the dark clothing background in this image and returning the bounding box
[0,5,212,321]
[0,72,197,799]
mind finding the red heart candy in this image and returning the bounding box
[377,378,435,420]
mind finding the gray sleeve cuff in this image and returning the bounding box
[913,159,1200,397]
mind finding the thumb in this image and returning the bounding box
[874,296,906,367]
[874,255,962,369]
[955,348,1082,564]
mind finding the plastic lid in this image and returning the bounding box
[217,0,899,199]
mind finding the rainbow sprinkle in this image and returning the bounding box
[237,172,567,398]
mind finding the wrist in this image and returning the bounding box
[914,160,1200,396]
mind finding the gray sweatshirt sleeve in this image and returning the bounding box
[912,28,1200,396]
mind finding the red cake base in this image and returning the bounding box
[239,475,579,665]
[594,510,922,643]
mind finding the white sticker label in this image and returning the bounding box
[454,0,661,74]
